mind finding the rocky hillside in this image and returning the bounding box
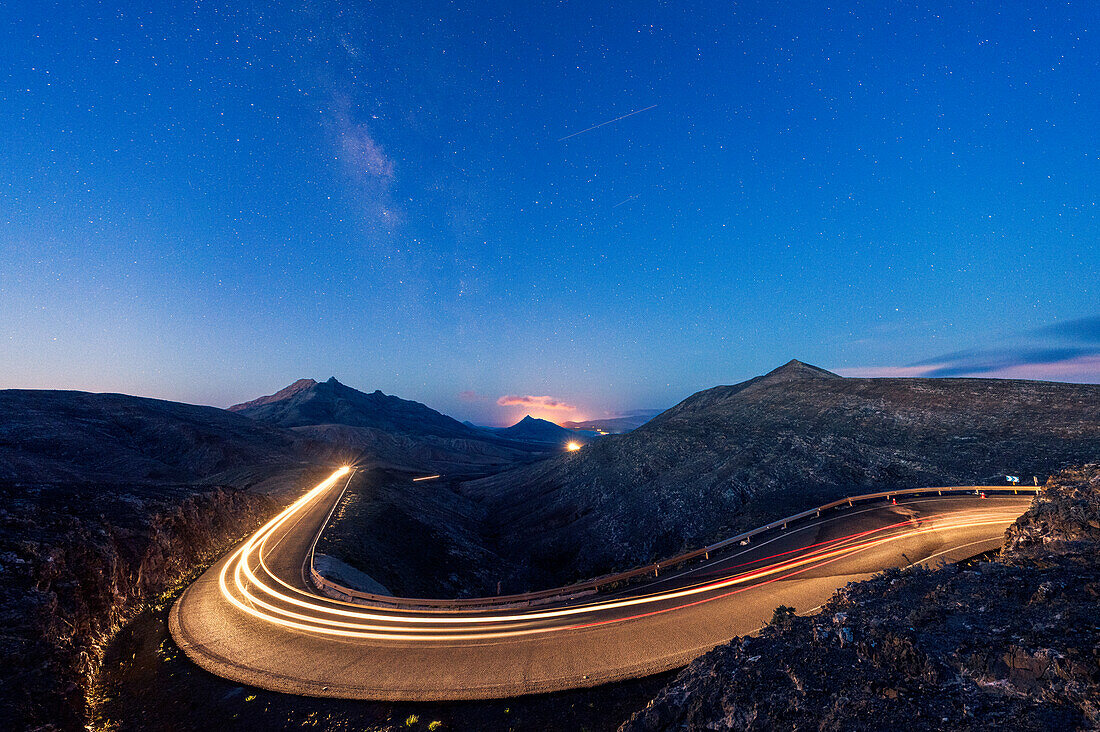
[0,479,281,731]
[620,465,1100,731]
[0,389,324,484]
[463,361,1100,587]
[292,422,541,474]
[316,470,524,599]
[1002,464,1100,558]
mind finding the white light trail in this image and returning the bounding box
[212,467,1024,643]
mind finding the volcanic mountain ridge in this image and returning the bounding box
[460,360,1100,588]
[229,377,554,473]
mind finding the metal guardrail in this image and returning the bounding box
[309,483,1039,611]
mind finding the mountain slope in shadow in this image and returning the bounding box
[0,389,327,485]
[462,360,1100,588]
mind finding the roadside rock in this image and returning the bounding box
[0,480,279,731]
[1003,464,1100,560]
[0,389,330,730]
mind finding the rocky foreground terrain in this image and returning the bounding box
[0,480,282,730]
[462,361,1100,589]
[0,389,342,730]
[620,464,1100,731]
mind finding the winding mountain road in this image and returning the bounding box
[170,467,1034,700]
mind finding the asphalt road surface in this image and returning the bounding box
[170,467,1033,700]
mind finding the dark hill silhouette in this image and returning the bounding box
[462,360,1100,588]
[495,415,578,444]
[230,378,554,472]
[229,377,477,440]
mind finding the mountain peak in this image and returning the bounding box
[496,414,575,442]
[761,360,841,381]
[227,377,479,439]
[228,378,317,411]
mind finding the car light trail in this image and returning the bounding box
[211,467,1027,643]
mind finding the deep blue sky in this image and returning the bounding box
[2,1,1097,424]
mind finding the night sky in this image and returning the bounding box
[2,1,1097,425]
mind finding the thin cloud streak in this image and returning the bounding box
[836,314,1100,384]
[912,346,1093,377]
[839,355,1100,384]
[1033,315,1100,344]
[969,354,1100,382]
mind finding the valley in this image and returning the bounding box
[1,363,1097,730]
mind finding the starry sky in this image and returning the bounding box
[2,1,1097,425]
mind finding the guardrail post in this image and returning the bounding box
[654,565,659,578]
[704,550,709,560]
[847,498,853,507]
